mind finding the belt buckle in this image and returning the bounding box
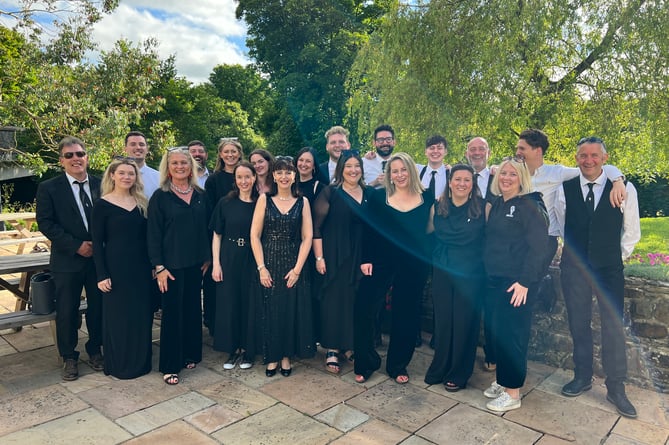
[236,238,245,247]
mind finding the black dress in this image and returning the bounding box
[209,197,256,355]
[91,199,153,379]
[313,185,370,351]
[258,197,315,363]
[424,198,485,387]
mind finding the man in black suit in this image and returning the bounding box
[319,126,351,183]
[36,136,104,381]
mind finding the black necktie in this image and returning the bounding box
[586,183,595,216]
[381,160,387,172]
[75,180,93,227]
[429,170,437,195]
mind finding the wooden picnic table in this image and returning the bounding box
[0,252,50,309]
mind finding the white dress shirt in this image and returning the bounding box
[65,172,92,230]
[475,167,491,198]
[555,171,640,260]
[416,164,448,197]
[328,160,337,183]
[197,168,210,189]
[531,163,622,237]
[140,164,160,198]
[363,155,391,188]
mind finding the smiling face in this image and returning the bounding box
[60,143,89,181]
[374,130,396,158]
[389,158,410,190]
[219,143,241,171]
[425,142,446,167]
[576,142,608,182]
[125,135,148,163]
[326,133,350,162]
[110,163,137,191]
[235,165,256,195]
[497,162,521,197]
[466,137,490,172]
[342,157,362,186]
[250,153,270,176]
[168,152,192,182]
[188,144,207,168]
[515,138,542,167]
[273,167,295,190]
[296,151,315,178]
[449,169,473,202]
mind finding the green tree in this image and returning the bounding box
[348,0,669,178]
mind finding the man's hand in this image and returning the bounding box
[76,241,93,257]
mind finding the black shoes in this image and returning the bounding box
[62,359,79,381]
[88,354,104,372]
[280,367,292,377]
[607,391,638,418]
[561,377,593,397]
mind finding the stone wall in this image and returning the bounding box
[528,268,669,393]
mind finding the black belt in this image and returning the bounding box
[228,238,247,247]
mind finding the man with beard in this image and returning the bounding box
[320,126,351,183]
[124,131,159,197]
[188,140,210,189]
[363,124,396,188]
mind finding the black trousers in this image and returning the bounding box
[159,266,203,374]
[52,261,103,360]
[488,276,534,389]
[561,263,627,390]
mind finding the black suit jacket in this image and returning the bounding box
[318,161,331,184]
[36,173,101,273]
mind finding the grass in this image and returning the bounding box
[624,217,669,281]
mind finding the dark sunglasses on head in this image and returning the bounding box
[577,136,604,145]
[340,149,360,159]
[502,155,525,164]
[61,151,87,159]
[113,156,137,162]
[167,146,189,152]
[275,155,294,162]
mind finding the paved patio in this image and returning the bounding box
[1,288,668,444]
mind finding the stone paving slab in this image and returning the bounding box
[77,372,189,419]
[0,334,16,356]
[183,404,246,434]
[196,376,278,417]
[115,391,216,436]
[0,384,89,436]
[124,420,219,445]
[347,379,456,432]
[314,402,370,432]
[399,435,436,445]
[261,365,365,416]
[612,417,669,444]
[416,403,542,444]
[0,407,132,445]
[330,417,410,444]
[212,403,340,444]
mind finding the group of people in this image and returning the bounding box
[35,125,640,419]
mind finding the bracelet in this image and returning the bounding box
[155,267,166,275]
[257,264,265,271]
[316,256,324,262]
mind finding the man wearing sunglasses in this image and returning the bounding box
[124,131,159,197]
[36,136,104,381]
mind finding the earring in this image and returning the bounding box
[390,180,394,185]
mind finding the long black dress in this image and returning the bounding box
[313,185,370,351]
[424,198,485,387]
[91,199,153,379]
[258,197,315,363]
[209,197,257,356]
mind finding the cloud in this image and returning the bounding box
[89,0,250,84]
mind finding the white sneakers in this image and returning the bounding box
[483,381,505,398]
[486,392,521,412]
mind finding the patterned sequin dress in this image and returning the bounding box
[258,197,315,363]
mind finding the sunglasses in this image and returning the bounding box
[577,136,604,145]
[275,155,294,162]
[113,156,137,162]
[61,151,87,159]
[219,137,239,143]
[340,149,360,159]
[167,146,189,152]
[502,155,526,164]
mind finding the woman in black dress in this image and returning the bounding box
[424,164,485,391]
[483,157,549,412]
[205,139,244,209]
[249,149,274,195]
[295,147,325,204]
[210,161,258,370]
[312,150,369,373]
[148,148,211,385]
[250,157,315,377]
[355,152,434,384]
[92,158,153,379]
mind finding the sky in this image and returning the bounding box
[90,1,250,84]
[0,0,251,84]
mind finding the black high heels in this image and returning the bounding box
[265,363,278,377]
[280,366,292,377]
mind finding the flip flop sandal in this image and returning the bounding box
[325,351,340,374]
[163,374,179,385]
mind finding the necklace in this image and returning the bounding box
[170,182,193,195]
[277,195,292,201]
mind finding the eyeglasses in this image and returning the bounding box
[340,149,360,159]
[375,137,394,144]
[577,136,604,145]
[113,156,137,162]
[61,151,87,159]
[502,155,526,164]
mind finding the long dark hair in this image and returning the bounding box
[437,164,482,219]
[225,161,260,202]
[269,157,300,197]
[294,147,322,182]
[333,150,365,188]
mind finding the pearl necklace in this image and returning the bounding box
[277,195,292,201]
[170,182,193,195]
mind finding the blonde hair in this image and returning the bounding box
[324,125,350,141]
[214,140,244,173]
[101,159,149,216]
[383,152,425,196]
[490,158,532,196]
[158,149,202,192]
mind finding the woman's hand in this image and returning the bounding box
[285,268,300,288]
[507,281,528,307]
[316,259,326,275]
[157,268,175,293]
[360,263,373,276]
[211,264,223,282]
[201,261,211,275]
[97,278,111,293]
[259,268,273,288]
